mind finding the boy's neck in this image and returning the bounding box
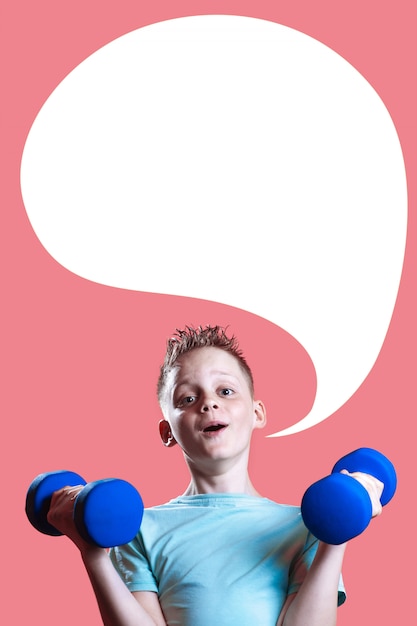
[182,466,262,497]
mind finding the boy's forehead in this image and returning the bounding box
[168,347,245,387]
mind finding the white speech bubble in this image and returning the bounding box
[20,15,407,436]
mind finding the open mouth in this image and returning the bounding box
[203,423,227,433]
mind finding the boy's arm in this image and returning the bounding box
[82,548,166,626]
[47,487,166,626]
[277,470,384,626]
[276,542,346,626]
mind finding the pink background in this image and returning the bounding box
[1,1,415,624]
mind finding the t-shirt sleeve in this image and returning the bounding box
[287,533,347,607]
[109,535,159,593]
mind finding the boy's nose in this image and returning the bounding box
[201,399,219,412]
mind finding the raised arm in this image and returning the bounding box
[277,471,384,626]
[276,542,345,626]
[47,486,166,626]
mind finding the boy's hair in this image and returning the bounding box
[157,325,254,406]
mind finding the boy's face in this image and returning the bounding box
[159,347,266,472]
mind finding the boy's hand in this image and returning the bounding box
[47,485,96,553]
[340,470,384,518]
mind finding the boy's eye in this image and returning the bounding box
[180,395,196,406]
[220,388,233,396]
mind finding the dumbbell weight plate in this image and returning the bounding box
[25,470,87,536]
[301,472,373,544]
[74,478,144,548]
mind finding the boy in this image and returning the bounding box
[48,325,384,625]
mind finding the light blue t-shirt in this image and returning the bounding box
[110,494,346,625]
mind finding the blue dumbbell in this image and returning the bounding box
[301,448,397,544]
[25,470,144,548]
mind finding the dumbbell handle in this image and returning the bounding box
[331,448,396,507]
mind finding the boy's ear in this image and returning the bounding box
[159,419,177,447]
[253,400,267,430]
